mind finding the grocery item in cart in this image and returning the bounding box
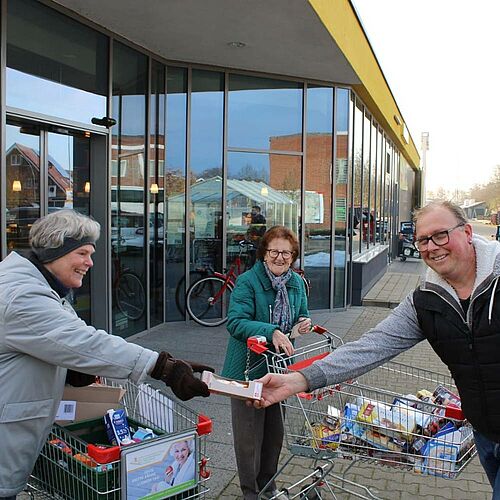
[356,398,418,440]
[104,408,134,446]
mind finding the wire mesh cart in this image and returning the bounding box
[26,379,212,500]
[247,326,477,500]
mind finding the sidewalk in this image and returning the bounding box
[128,256,490,499]
[23,258,487,500]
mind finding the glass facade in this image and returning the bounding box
[0,0,417,335]
[111,42,148,336]
[6,0,107,124]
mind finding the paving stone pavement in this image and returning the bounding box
[23,258,492,499]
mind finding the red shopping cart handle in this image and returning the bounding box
[197,414,212,435]
[287,352,329,371]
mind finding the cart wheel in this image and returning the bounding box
[300,484,321,499]
[400,256,406,262]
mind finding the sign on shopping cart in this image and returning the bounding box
[121,430,197,499]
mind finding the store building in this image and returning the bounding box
[0,0,420,337]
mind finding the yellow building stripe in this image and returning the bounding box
[309,0,420,169]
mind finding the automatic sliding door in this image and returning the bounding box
[47,131,91,322]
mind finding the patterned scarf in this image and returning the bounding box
[264,262,293,334]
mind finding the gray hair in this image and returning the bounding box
[413,201,467,227]
[30,209,100,249]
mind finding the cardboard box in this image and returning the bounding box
[56,383,126,423]
[201,371,262,400]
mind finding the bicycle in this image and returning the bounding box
[112,245,146,321]
[186,240,310,327]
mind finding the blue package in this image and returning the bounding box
[104,409,134,446]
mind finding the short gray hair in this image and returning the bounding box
[30,209,100,249]
[413,201,467,227]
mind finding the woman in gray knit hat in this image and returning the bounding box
[0,209,213,500]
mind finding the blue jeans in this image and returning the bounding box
[474,430,500,499]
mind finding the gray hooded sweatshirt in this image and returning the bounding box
[0,252,158,496]
[301,235,500,391]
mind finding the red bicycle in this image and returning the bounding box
[185,240,310,327]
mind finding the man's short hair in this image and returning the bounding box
[413,201,467,227]
[252,205,261,212]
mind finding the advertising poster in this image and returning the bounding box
[121,431,197,499]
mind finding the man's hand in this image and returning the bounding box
[251,372,309,408]
[272,329,294,356]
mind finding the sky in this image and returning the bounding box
[352,0,500,193]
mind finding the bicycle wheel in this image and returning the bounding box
[175,270,208,317]
[116,272,146,320]
[186,276,232,327]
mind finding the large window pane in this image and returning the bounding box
[352,100,363,254]
[5,123,40,252]
[304,85,332,309]
[190,70,224,277]
[48,131,91,322]
[7,0,107,124]
[362,112,371,248]
[165,67,187,321]
[149,61,166,327]
[334,88,349,307]
[111,42,147,337]
[228,74,302,151]
[370,120,377,245]
[227,152,301,271]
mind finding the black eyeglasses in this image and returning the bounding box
[413,223,465,251]
[267,249,293,259]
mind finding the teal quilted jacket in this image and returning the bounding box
[221,260,309,381]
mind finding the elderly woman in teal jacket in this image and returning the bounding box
[221,225,311,500]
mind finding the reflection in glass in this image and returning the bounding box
[48,132,91,322]
[370,121,377,245]
[190,69,224,279]
[7,0,107,124]
[377,128,384,243]
[6,123,40,252]
[352,100,363,254]
[227,152,301,272]
[304,85,332,309]
[228,74,302,151]
[362,112,371,248]
[111,42,147,337]
[165,67,187,321]
[149,61,166,327]
[334,88,349,307]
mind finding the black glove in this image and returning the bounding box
[65,370,96,387]
[186,361,215,374]
[151,352,210,401]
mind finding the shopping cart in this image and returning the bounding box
[247,327,477,500]
[26,379,212,500]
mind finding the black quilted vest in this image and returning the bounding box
[413,277,500,441]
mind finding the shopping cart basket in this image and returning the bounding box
[27,379,212,500]
[247,327,477,500]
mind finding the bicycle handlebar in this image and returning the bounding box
[238,239,255,248]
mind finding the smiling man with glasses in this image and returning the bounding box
[254,201,500,498]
